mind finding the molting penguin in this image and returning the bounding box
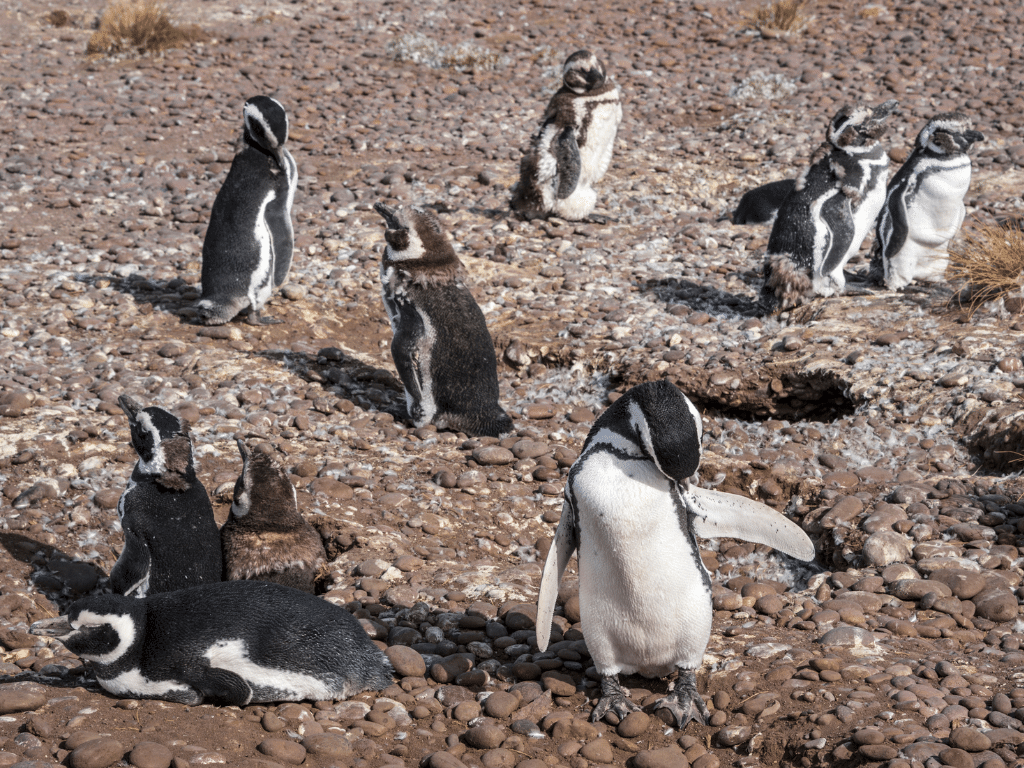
[760,100,898,314]
[373,202,513,438]
[220,439,327,593]
[510,50,623,222]
[110,396,222,598]
[731,178,796,225]
[868,113,983,290]
[536,380,814,727]
[30,581,393,705]
[196,95,298,325]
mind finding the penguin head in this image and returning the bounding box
[231,439,297,521]
[373,202,462,279]
[828,99,899,152]
[589,380,703,485]
[30,594,142,666]
[243,96,289,153]
[917,113,984,155]
[562,50,606,94]
[118,395,195,489]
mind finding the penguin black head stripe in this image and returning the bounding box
[243,96,288,155]
[374,203,463,283]
[917,112,984,154]
[562,50,606,93]
[828,99,898,150]
[118,395,192,490]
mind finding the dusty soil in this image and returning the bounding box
[1,0,1024,766]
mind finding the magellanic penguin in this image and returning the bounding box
[868,113,984,290]
[220,439,327,593]
[110,396,222,598]
[30,581,393,705]
[731,178,796,225]
[372,202,514,438]
[510,50,623,222]
[760,99,899,314]
[536,380,814,728]
[196,95,298,326]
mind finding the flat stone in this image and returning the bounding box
[630,746,686,768]
[818,626,875,648]
[385,645,426,677]
[257,739,306,765]
[128,742,172,768]
[472,446,515,465]
[616,711,650,738]
[482,691,520,718]
[300,734,351,759]
[463,724,505,749]
[0,689,46,714]
[540,670,575,696]
[973,588,1018,622]
[578,739,614,763]
[948,727,992,752]
[69,739,125,768]
[862,530,914,566]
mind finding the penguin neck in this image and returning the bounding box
[242,132,284,170]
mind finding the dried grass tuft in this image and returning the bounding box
[46,9,72,27]
[745,0,814,38]
[947,220,1024,317]
[86,0,207,57]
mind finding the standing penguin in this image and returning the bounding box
[868,113,983,290]
[372,202,513,438]
[220,439,327,593]
[110,396,222,597]
[536,380,814,727]
[196,95,298,325]
[760,100,898,314]
[30,581,393,705]
[511,50,623,222]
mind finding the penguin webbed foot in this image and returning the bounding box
[246,308,282,325]
[591,675,641,723]
[585,213,614,225]
[653,669,709,730]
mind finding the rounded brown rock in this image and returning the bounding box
[579,739,614,763]
[482,691,519,718]
[257,738,306,765]
[301,734,352,759]
[0,689,46,715]
[128,742,172,768]
[948,727,992,752]
[463,723,505,749]
[69,738,125,768]
[631,746,688,768]
[386,645,427,678]
[616,710,651,738]
[540,670,575,696]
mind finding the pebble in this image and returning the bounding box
[256,740,306,765]
[68,739,125,768]
[128,743,172,768]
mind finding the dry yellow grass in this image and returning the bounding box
[745,0,814,38]
[86,0,207,57]
[948,220,1024,316]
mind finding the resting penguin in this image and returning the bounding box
[510,50,623,222]
[373,202,514,438]
[536,380,814,727]
[731,178,796,225]
[220,439,327,593]
[30,581,394,705]
[110,396,222,597]
[196,95,298,326]
[760,99,899,314]
[868,113,984,290]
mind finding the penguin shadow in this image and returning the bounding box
[88,272,199,320]
[643,277,762,318]
[0,532,107,611]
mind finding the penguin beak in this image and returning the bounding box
[872,99,899,119]
[373,202,404,231]
[30,616,74,639]
[965,130,985,145]
[236,438,250,461]
[118,395,141,424]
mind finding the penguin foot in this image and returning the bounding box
[591,675,641,723]
[585,213,614,225]
[246,309,282,325]
[653,669,709,729]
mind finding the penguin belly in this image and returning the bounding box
[575,457,711,677]
[901,166,971,283]
[552,99,621,220]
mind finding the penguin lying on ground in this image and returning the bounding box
[110,396,222,597]
[760,99,898,314]
[196,95,298,326]
[731,178,796,224]
[221,439,327,593]
[868,113,983,290]
[373,202,513,438]
[536,380,814,728]
[31,581,393,705]
[511,50,622,222]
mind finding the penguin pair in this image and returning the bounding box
[869,113,983,290]
[197,95,298,326]
[373,202,514,438]
[759,99,899,314]
[536,381,814,728]
[31,580,393,705]
[511,50,623,222]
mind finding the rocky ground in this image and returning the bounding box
[1,0,1024,766]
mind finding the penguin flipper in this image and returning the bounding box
[682,485,815,562]
[536,498,579,652]
[196,668,253,706]
[109,530,152,597]
[816,194,856,279]
[554,128,581,200]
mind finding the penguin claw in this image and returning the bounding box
[652,671,709,729]
[591,675,641,723]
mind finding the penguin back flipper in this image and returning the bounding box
[683,485,815,562]
[536,497,579,652]
[109,529,151,597]
[817,194,856,278]
[197,667,254,706]
[555,127,581,200]
[732,179,796,225]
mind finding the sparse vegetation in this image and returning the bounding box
[86,0,207,57]
[948,220,1024,316]
[46,9,72,27]
[745,0,814,38]
[387,33,508,73]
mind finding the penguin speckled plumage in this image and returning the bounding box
[373,202,513,438]
[868,113,983,290]
[30,581,393,705]
[760,99,899,314]
[536,380,814,728]
[732,178,796,225]
[220,439,326,593]
[511,50,622,222]
[196,95,298,326]
[110,396,222,598]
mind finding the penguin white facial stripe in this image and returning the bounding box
[117,479,136,520]
[244,103,280,149]
[627,401,662,475]
[74,610,136,665]
[386,233,426,262]
[204,639,337,702]
[586,427,644,458]
[683,396,703,447]
[102,668,197,700]
[134,411,166,476]
[248,191,277,308]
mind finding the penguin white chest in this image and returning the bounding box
[574,455,712,678]
[907,160,971,247]
[576,97,622,188]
